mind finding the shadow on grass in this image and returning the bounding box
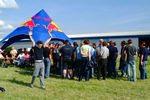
[8,78,30,87]
[50,74,63,79]
[106,76,128,81]
[50,73,80,81]
[15,67,33,76]
[8,78,46,89]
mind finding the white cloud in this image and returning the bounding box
[0,20,14,38]
[0,0,18,8]
[0,20,14,32]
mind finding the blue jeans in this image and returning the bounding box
[14,60,19,66]
[139,61,147,80]
[19,59,24,67]
[44,58,51,78]
[120,60,127,76]
[91,56,95,77]
[79,57,90,81]
[58,57,63,77]
[107,59,118,78]
[74,59,82,77]
[126,60,136,81]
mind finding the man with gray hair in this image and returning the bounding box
[99,39,104,43]
[96,39,104,80]
[96,39,103,57]
[99,42,109,80]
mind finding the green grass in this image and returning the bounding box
[0,58,150,100]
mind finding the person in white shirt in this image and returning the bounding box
[16,52,25,67]
[10,47,17,58]
[98,42,109,80]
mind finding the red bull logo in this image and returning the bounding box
[20,14,62,33]
[43,21,62,33]
[20,18,39,30]
[43,17,52,21]
[32,15,41,19]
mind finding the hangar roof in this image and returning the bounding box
[68,31,150,39]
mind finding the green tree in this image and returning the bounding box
[4,46,12,54]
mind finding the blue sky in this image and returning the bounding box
[0,0,150,38]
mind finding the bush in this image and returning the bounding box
[4,46,12,54]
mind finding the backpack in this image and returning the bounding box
[0,87,6,94]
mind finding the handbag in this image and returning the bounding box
[86,60,94,70]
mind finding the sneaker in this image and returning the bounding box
[30,84,34,88]
[145,76,148,79]
[63,77,66,79]
[70,77,74,80]
[103,78,106,80]
[45,77,49,79]
[41,86,46,90]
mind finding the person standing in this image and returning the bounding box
[120,41,127,77]
[89,44,95,78]
[92,43,96,77]
[29,47,34,66]
[10,46,17,58]
[74,43,83,77]
[43,43,53,79]
[98,42,109,80]
[96,39,103,80]
[124,39,137,82]
[107,41,118,78]
[72,42,78,77]
[10,46,17,64]
[29,31,52,89]
[139,42,149,80]
[16,51,25,67]
[79,39,91,81]
[59,40,74,79]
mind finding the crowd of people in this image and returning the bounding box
[0,47,32,67]
[0,34,149,89]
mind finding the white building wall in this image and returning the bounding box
[73,37,139,53]
[0,37,139,53]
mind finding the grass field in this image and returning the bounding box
[0,58,150,100]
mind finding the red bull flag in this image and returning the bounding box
[0,9,73,50]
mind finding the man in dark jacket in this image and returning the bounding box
[139,42,149,80]
[107,41,118,78]
[120,41,127,77]
[60,40,74,79]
